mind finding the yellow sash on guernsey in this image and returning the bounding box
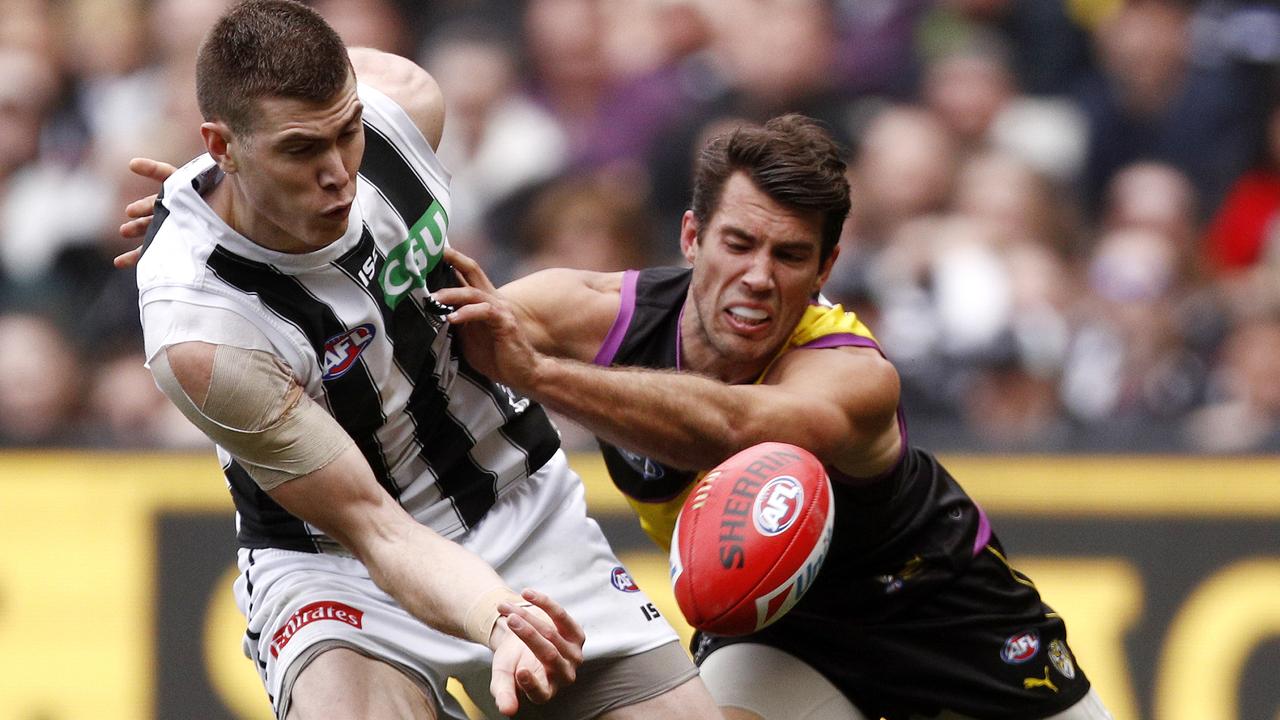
[631,303,877,552]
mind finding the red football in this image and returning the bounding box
[669,441,834,636]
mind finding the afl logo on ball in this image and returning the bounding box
[752,476,804,536]
[1001,630,1041,664]
[610,566,640,592]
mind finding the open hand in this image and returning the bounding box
[435,247,545,392]
[487,588,586,716]
[114,157,177,268]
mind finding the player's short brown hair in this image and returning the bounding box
[196,0,351,134]
[691,115,850,264]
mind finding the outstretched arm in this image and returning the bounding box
[437,249,903,479]
[155,340,584,715]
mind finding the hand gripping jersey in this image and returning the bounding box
[593,267,990,620]
[136,84,559,553]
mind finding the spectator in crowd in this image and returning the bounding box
[0,313,83,446]
[1204,98,1280,275]
[1184,315,1280,452]
[422,22,568,265]
[1075,0,1263,216]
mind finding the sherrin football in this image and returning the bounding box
[670,442,834,636]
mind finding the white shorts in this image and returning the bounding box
[233,451,687,718]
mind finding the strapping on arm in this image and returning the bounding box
[150,344,354,490]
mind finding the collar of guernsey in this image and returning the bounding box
[639,302,882,552]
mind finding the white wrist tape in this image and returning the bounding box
[151,344,354,490]
[463,586,526,646]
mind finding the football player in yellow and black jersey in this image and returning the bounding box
[437,114,1114,720]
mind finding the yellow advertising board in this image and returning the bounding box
[0,452,1276,719]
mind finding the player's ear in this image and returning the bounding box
[201,121,238,174]
[680,211,700,265]
[815,243,840,293]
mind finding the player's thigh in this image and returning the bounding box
[285,646,437,720]
[595,676,722,720]
[699,643,865,720]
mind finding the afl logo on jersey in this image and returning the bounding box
[321,324,376,381]
[610,566,640,592]
[1001,630,1041,664]
[752,476,804,536]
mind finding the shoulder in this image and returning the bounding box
[767,343,900,416]
[349,48,445,150]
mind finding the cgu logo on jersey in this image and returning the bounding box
[380,199,449,310]
[321,324,377,381]
[752,476,804,536]
[1001,630,1041,664]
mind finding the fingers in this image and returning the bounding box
[125,194,157,220]
[497,595,584,701]
[129,157,177,183]
[113,246,143,269]
[488,643,521,717]
[502,613,560,704]
[119,216,151,240]
[430,287,505,327]
[430,286,490,316]
[443,246,497,293]
[521,588,587,649]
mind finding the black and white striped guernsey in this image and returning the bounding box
[136,83,560,552]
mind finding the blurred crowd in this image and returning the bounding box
[1,0,1279,453]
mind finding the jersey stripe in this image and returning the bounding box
[359,122,452,293]
[355,127,560,527]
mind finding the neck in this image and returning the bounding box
[205,173,313,254]
[678,297,763,385]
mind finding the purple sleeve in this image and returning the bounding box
[593,269,639,366]
[797,333,882,353]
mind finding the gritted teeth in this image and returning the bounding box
[727,306,769,325]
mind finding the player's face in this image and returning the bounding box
[680,171,837,383]
[231,74,364,252]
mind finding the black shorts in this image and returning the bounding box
[692,536,1091,720]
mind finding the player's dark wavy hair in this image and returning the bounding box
[691,114,850,264]
[196,0,351,135]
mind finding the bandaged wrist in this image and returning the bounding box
[463,586,525,646]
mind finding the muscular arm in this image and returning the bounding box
[438,250,903,479]
[498,267,623,362]
[348,47,446,149]
[527,346,903,479]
